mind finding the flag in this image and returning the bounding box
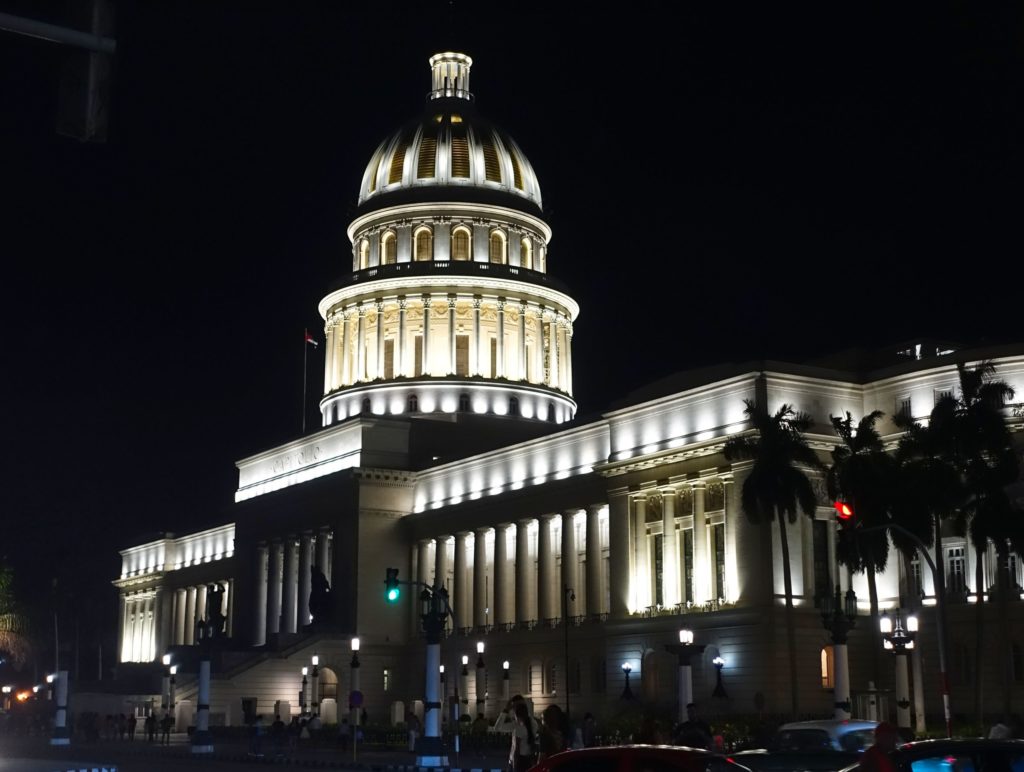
[304,329,319,347]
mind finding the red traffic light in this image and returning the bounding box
[834,501,854,521]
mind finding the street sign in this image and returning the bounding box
[349,689,363,707]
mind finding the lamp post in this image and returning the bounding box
[475,642,486,720]
[2,686,11,712]
[161,654,172,715]
[350,638,360,762]
[416,587,449,768]
[49,671,69,746]
[880,609,917,731]
[502,660,510,704]
[310,653,320,718]
[711,656,727,699]
[168,665,177,726]
[460,655,470,719]
[563,585,575,722]
[664,629,707,723]
[300,667,308,716]
[620,662,634,700]
[819,584,857,719]
[439,665,447,724]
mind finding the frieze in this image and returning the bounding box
[271,445,323,475]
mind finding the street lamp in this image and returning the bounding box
[563,585,575,722]
[310,654,320,718]
[881,609,917,731]
[620,662,634,700]
[712,656,727,699]
[502,660,510,704]
[168,665,177,722]
[665,629,707,723]
[819,584,857,719]
[161,654,172,714]
[350,639,360,761]
[461,655,470,719]
[300,667,308,716]
[475,642,486,719]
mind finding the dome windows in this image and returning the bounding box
[489,230,507,264]
[451,227,471,261]
[417,134,437,179]
[359,239,370,270]
[414,227,433,262]
[381,231,397,265]
[388,135,410,184]
[450,126,471,179]
[520,237,533,270]
[482,137,502,183]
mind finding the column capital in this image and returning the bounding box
[455,530,471,539]
[516,518,534,529]
[474,526,492,536]
[419,537,434,548]
[689,479,708,491]
[496,298,506,310]
[586,503,605,516]
[538,513,556,523]
[561,508,580,519]
[375,299,385,311]
[657,484,678,496]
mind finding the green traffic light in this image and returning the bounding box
[387,586,400,602]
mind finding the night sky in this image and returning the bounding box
[2,2,1021,667]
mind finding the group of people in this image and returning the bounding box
[506,695,597,772]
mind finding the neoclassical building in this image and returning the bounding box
[111,53,1024,730]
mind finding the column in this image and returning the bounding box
[496,299,506,378]
[895,652,912,730]
[356,305,366,381]
[471,297,482,375]
[418,539,432,588]
[340,311,351,386]
[564,320,573,395]
[561,510,578,618]
[454,532,469,630]
[473,529,488,628]
[226,578,234,637]
[538,515,555,621]
[633,496,649,611]
[723,475,740,605]
[692,482,709,604]
[515,519,533,623]
[299,532,312,628]
[586,504,604,616]
[548,313,559,389]
[608,490,631,618]
[325,318,337,391]
[140,597,153,662]
[184,587,197,646]
[282,536,297,634]
[175,588,187,645]
[517,302,527,380]
[375,300,385,379]
[195,584,207,639]
[556,317,567,390]
[397,297,407,376]
[493,524,509,625]
[660,487,679,608]
[434,535,449,591]
[267,540,283,636]
[253,545,268,645]
[533,306,544,384]
[421,294,431,375]
[447,295,457,374]
[317,529,331,584]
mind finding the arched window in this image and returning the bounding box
[381,231,397,265]
[407,394,419,413]
[458,393,470,412]
[451,227,471,261]
[509,396,520,417]
[520,237,533,269]
[414,227,433,262]
[489,230,507,264]
[821,645,834,688]
[359,239,370,270]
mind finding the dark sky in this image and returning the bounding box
[2,2,1022,622]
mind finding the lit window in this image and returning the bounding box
[520,237,533,269]
[489,231,506,264]
[381,232,397,265]
[821,646,834,688]
[415,227,432,262]
[359,240,369,270]
[451,227,471,261]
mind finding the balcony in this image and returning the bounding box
[327,260,573,296]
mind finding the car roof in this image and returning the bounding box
[896,739,1024,751]
[780,720,879,733]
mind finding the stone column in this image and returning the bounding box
[418,539,432,588]
[660,487,679,608]
[586,504,604,616]
[472,297,482,375]
[356,305,366,381]
[608,491,630,618]
[434,535,449,591]
[175,588,187,645]
[397,297,407,376]
[253,544,268,646]
[723,475,739,605]
[493,524,509,625]
[515,519,533,623]
[564,320,573,395]
[633,495,649,611]
[540,308,551,386]
[298,532,312,629]
[375,300,385,379]
[421,294,431,376]
[140,597,152,662]
[226,578,235,638]
[447,295,457,375]
[496,299,506,378]
[340,311,350,386]
[548,314,559,389]
[517,302,527,380]
[556,317,567,390]
[538,515,555,621]
[561,510,578,618]
[267,540,283,636]
[317,530,331,584]
[533,306,545,384]
[325,318,336,392]
[195,584,208,640]
[473,529,488,628]
[454,532,469,629]
[692,481,709,603]
[282,537,297,634]
[185,586,197,646]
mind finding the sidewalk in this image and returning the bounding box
[0,733,510,771]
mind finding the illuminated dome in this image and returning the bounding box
[356,53,543,214]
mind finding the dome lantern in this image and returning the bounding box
[429,52,473,101]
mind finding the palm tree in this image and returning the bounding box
[722,398,823,717]
[0,564,31,669]
[826,410,897,687]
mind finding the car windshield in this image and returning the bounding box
[838,730,875,753]
[775,729,833,751]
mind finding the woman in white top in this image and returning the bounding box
[510,701,538,771]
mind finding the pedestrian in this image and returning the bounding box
[144,713,156,742]
[337,718,351,752]
[117,713,127,741]
[160,712,173,745]
[581,712,597,747]
[271,713,286,757]
[510,700,538,772]
[472,711,490,753]
[249,714,265,757]
[673,702,712,749]
[126,713,136,741]
[538,704,566,762]
[860,721,899,772]
[406,709,421,752]
[287,716,301,751]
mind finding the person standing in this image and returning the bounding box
[160,712,173,745]
[860,722,899,772]
[510,701,538,772]
[126,713,136,741]
[538,705,566,762]
[673,702,712,749]
[406,709,421,752]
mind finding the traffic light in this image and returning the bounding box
[834,501,855,525]
[385,568,400,603]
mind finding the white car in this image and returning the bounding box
[733,719,879,772]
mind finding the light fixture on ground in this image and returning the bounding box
[880,609,917,731]
[711,656,727,699]
[664,629,707,723]
[169,665,177,721]
[620,662,634,700]
[563,584,575,722]
[415,584,450,768]
[818,583,857,719]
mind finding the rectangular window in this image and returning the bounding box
[813,520,830,605]
[713,523,726,600]
[384,339,394,380]
[947,546,966,595]
[909,553,924,599]
[414,334,423,376]
[455,334,470,376]
[683,530,694,603]
[654,533,664,607]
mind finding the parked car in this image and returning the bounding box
[837,738,1024,772]
[528,744,756,772]
[732,719,879,772]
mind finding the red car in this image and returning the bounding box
[529,744,755,772]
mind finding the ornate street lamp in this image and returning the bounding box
[350,639,360,761]
[300,667,308,716]
[819,584,857,719]
[460,655,470,719]
[310,653,320,718]
[665,629,707,723]
[620,662,634,700]
[711,656,728,699]
[881,609,917,731]
[475,642,486,719]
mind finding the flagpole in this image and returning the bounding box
[302,331,308,435]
